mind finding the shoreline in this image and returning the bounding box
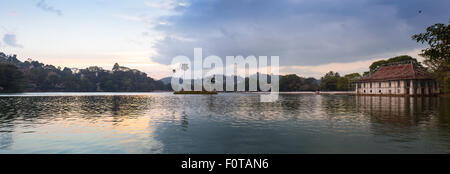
[1,91,448,97]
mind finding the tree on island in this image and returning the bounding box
[320,71,340,91]
[319,72,361,91]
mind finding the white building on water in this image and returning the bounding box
[354,63,440,96]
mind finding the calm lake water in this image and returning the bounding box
[0,93,449,154]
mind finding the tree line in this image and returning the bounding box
[162,74,321,92]
[0,53,170,93]
[0,53,322,93]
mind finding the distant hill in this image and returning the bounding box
[160,73,319,92]
[160,77,172,85]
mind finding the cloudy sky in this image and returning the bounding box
[0,0,449,79]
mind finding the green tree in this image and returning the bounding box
[0,63,28,93]
[336,77,349,91]
[320,71,340,91]
[343,73,362,91]
[279,74,319,91]
[412,21,450,93]
[344,73,362,81]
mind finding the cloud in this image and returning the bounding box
[150,0,450,67]
[113,0,190,26]
[113,14,150,22]
[112,14,164,27]
[3,34,23,48]
[145,0,190,11]
[36,0,63,16]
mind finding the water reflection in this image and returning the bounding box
[354,96,448,127]
[0,93,449,153]
[0,95,165,153]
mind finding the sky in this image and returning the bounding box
[0,0,449,79]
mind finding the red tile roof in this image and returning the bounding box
[356,63,434,82]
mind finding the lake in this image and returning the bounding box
[0,93,449,154]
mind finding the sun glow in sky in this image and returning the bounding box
[0,0,449,79]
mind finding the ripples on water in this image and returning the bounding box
[0,93,449,153]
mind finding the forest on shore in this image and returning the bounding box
[0,52,322,93]
[0,53,170,93]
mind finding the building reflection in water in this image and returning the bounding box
[355,96,439,126]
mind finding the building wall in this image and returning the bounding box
[355,80,439,96]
